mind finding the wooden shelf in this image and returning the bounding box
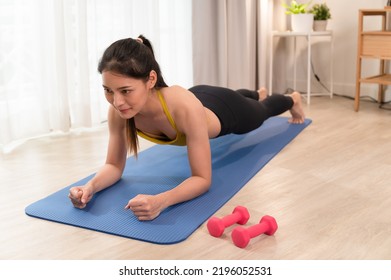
[360,74,391,85]
[355,9,389,111]
[361,31,391,34]
[360,54,391,60]
[360,9,387,15]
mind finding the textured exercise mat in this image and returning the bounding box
[25,116,311,244]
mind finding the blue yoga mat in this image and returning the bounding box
[25,116,311,244]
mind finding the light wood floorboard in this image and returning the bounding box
[1,96,391,260]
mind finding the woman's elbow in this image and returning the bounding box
[202,177,212,192]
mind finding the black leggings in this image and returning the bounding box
[188,85,294,136]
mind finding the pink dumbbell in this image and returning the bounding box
[207,206,250,237]
[231,215,278,248]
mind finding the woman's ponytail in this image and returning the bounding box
[137,35,155,58]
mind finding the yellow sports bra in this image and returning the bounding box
[136,90,187,146]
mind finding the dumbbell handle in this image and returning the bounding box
[221,211,242,226]
[246,222,270,238]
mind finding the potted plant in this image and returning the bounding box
[282,1,314,33]
[309,3,331,31]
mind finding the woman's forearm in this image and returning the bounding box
[157,175,211,209]
[86,163,124,194]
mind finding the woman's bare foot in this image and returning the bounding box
[288,91,305,124]
[258,87,268,101]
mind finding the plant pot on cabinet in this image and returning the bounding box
[291,14,314,33]
[313,20,328,31]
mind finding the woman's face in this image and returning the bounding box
[102,71,152,119]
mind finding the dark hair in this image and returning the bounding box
[98,35,168,157]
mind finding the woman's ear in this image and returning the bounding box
[148,70,157,89]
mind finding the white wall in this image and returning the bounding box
[273,0,388,98]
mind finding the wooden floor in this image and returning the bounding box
[1,96,391,260]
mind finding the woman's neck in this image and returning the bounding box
[136,88,162,118]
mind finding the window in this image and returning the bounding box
[0,0,192,151]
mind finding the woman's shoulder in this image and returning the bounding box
[161,85,200,107]
[161,85,204,123]
[161,85,189,95]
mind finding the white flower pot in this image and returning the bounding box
[313,20,328,31]
[291,14,314,33]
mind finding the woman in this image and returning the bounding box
[68,35,305,221]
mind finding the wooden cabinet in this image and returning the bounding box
[355,9,390,111]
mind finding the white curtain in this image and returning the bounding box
[192,0,274,90]
[0,0,192,153]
